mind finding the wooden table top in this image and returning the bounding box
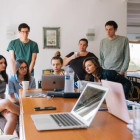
[19,89,133,140]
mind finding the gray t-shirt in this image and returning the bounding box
[99,35,130,72]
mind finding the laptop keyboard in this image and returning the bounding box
[50,113,83,127]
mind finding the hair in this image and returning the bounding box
[0,55,8,83]
[18,23,30,31]
[16,59,31,81]
[51,51,63,64]
[79,38,88,46]
[83,57,102,80]
[105,20,118,30]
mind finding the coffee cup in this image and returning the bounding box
[19,81,29,90]
[74,52,79,57]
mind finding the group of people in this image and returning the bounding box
[50,21,131,99]
[0,20,131,135]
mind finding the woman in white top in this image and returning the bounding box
[0,55,19,134]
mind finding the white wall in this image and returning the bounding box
[0,0,127,82]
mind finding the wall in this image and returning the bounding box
[0,0,127,82]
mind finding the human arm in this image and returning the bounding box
[9,50,16,74]
[99,40,104,67]
[120,37,130,74]
[29,77,36,89]
[29,53,37,73]
[8,75,19,103]
[63,52,77,66]
[8,94,19,103]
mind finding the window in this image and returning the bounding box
[128,42,140,71]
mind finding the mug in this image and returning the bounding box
[19,81,29,90]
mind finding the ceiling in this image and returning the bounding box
[127,1,140,27]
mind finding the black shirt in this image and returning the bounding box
[66,52,98,81]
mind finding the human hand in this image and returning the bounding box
[118,71,125,75]
[72,52,80,59]
[59,70,64,75]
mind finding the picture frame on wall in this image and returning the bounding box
[43,27,60,49]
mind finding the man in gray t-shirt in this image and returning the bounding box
[99,20,130,75]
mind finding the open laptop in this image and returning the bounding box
[31,83,109,131]
[101,80,133,123]
[41,75,64,90]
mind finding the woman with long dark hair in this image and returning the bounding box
[0,55,19,134]
[8,59,36,103]
[83,57,132,99]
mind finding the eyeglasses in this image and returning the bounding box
[20,31,29,34]
[19,66,27,70]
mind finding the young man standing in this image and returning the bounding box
[7,23,39,75]
[99,20,130,75]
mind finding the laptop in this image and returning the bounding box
[31,83,109,131]
[101,80,133,123]
[41,75,65,90]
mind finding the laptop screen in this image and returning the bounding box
[73,84,107,124]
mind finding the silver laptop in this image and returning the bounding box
[41,75,64,90]
[101,80,133,123]
[31,83,109,131]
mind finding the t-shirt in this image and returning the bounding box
[8,74,36,99]
[99,35,130,72]
[66,52,98,81]
[7,39,39,66]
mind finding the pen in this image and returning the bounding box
[98,108,108,111]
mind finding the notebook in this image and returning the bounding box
[41,75,64,90]
[101,80,133,123]
[31,83,109,131]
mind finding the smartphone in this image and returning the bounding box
[34,106,56,111]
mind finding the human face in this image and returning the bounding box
[52,59,62,73]
[18,62,28,76]
[105,25,117,38]
[84,60,96,74]
[0,58,6,72]
[78,41,87,52]
[19,28,29,40]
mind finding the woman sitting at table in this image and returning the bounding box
[83,57,132,99]
[51,51,64,75]
[0,55,19,134]
[8,59,36,103]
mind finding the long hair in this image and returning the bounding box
[0,55,8,83]
[51,51,63,65]
[16,59,31,81]
[83,57,102,80]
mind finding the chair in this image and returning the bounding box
[127,76,140,102]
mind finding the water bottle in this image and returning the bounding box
[64,65,74,92]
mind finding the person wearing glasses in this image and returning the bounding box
[8,59,36,104]
[7,23,39,75]
[0,55,19,134]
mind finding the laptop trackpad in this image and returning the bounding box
[31,114,59,130]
